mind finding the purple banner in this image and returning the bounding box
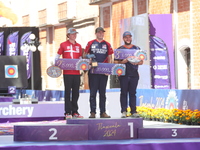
[150,36,171,89]
[90,63,126,75]
[114,49,147,60]
[0,31,4,55]
[20,31,32,79]
[6,31,19,56]
[149,14,175,89]
[55,58,90,70]
[0,103,64,118]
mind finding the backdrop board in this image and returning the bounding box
[0,56,28,88]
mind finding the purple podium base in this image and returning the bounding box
[139,127,200,138]
[0,96,13,102]
[138,121,200,139]
[14,124,88,141]
[67,118,143,140]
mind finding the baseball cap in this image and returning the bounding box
[123,31,132,37]
[67,28,78,34]
[95,27,105,33]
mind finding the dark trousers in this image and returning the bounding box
[63,74,80,115]
[88,72,108,115]
[119,75,139,114]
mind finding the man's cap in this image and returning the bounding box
[123,31,132,37]
[67,28,78,34]
[95,27,105,33]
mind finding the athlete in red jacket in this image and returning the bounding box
[56,28,83,119]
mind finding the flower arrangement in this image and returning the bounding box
[136,106,200,125]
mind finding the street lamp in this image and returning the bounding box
[21,33,42,90]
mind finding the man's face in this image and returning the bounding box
[68,33,77,40]
[123,35,132,45]
[96,31,104,40]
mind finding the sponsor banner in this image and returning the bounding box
[6,31,19,56]
[136,89,200,111]
[20,31,32,79]
[150,36,171,89]
[90,63,126,75]
[149,14,175,89]
[55,58,90,70]
[0,31,4,55]
[114,49,147,61]
[0,103,64,118]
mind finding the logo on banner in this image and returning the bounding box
[6,31,19,56]
[76,59,90,70]
[134,50,147,60]
[111,64,126,76]
[5,65,18,78]
[165,90,178,109]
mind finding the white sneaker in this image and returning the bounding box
[131,113,140,118]
[121,112,127,118]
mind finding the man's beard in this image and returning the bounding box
[124,41,132,45]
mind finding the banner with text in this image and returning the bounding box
[20,31,32,79]
[149,14,175,89]
[6,31,19,56]
[0,31,4,55]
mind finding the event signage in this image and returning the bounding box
[149,14,175,89]
[8,86,16,94]
[55,58,90,70]
[6,31,19,56]
[0,103,64,118]
[5,65,18,78]
[0,31,4,55]
[114,49,147,61]
[20,31,32,79]
[90,63,126,75]
[150,36,171,89]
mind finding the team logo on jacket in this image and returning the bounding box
[92,44,96,48]
[102,44,107,49]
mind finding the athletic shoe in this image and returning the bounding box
[89,112,96,118]
[130,113,140,118]
[100,112,111,118]
[121,111,127,118]
[65,113,72,119]
[72,113,84,119]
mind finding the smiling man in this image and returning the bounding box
[115,31,143,118]
[56,28,83,119]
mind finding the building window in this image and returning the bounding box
[22,15,30,26]
[38,9,47,25]
[58,2,67,20]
